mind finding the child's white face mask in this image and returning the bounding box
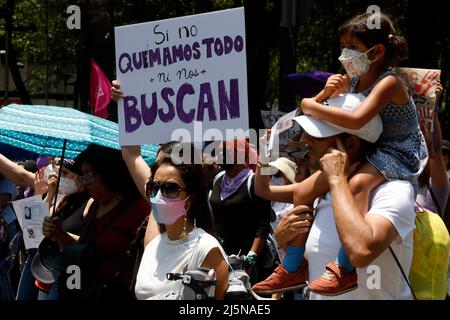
[338,47,377,79]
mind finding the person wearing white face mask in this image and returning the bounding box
[40,159,82,209]
[36,158,90,300]
[134,156,229,300]
[254,12,428,297]
[41,144,151,300]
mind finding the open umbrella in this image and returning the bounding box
[0,104,159,274]
[0,104,158,164]
[0,141,38,161]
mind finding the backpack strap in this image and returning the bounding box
[208,170,226,214]
[212,171,226,188]
[246,172,255,200]
[388,246,417,300]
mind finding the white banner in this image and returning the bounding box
[115,8,249,145]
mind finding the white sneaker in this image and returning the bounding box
[225,269,251,300]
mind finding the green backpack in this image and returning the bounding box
[391,204,450,300]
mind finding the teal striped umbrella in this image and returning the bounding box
[0,104,158,165]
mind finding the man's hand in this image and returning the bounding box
[274,205,314,249]
[320,137,349,184]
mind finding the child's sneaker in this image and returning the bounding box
[252,260,308,295]
[307,262,357,296]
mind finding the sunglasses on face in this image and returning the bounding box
[146,181,186,199]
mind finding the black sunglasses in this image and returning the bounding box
[146,181,186,199]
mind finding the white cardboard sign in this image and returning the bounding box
[12,195,49,249]
[115,8,249,145]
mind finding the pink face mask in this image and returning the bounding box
[150,190,189,225]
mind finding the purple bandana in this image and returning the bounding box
[220,168,252,201]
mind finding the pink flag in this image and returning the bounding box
[90,58,112,119]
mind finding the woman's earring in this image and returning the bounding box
[180,214,188,241]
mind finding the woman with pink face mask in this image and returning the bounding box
[134,156,229,300]
[110,81,229,300]
[253,12,428,297]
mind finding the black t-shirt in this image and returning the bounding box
[57,192,90,236]
[209,173,271,256]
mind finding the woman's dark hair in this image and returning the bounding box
[61,158,82,175]
[75,144,139,197]
[21,160,37,173]
[338,12,408,67]
[150,155,214,234]
[158,141,181,157]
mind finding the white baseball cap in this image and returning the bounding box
[269,157,297,184]
[292,93,383,143]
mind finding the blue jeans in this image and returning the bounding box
[15,249,39,300]
[0,258,14,300]
[37,278,59,300]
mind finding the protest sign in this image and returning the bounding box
[263,109,298,155]
[12,195,49,249]
[395,68,441,142]
[115,8,248,145]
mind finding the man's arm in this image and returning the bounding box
[328,175,399,267]
[321,139,405,268]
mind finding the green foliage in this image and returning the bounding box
[295,0,409,73]
[1,0,80,95]
[1,0,448,135]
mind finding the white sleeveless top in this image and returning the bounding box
[134,227,226,300]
